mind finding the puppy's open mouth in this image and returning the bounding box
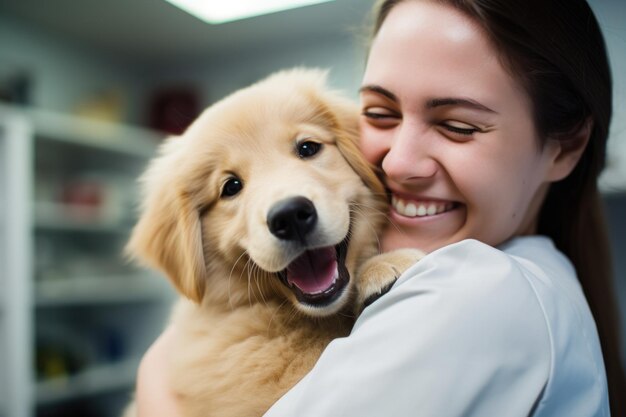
[277,239,349,307]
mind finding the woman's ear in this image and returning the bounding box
[545,117,593,182]
[126,139,208,303]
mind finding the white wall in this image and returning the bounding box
[134,33,368,107]
[0,15,144,123]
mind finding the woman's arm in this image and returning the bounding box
[263,240,551,416]
[135,326,183,417]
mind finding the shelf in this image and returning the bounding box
[0,104,162,159]
[34,201,131,234]
[36,274,173,307]
[1,105,170,417]
[36,357,139,405]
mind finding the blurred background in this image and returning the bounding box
[0,0,624,416]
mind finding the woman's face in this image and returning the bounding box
[360,0,562,253]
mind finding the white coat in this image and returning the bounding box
[264,236,610,417]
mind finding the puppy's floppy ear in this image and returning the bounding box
[325,93,386,196]
[126,138,208,303]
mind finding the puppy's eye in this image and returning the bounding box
[221,177,243,198]
[297,141,322,158]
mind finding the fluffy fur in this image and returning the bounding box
[124,69,423,417]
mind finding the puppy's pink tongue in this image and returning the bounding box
[286,247,338,294]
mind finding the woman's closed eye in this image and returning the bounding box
[362,107,400,127]
[440,120,482,137]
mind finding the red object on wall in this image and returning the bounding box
[148,88,200,135]
[61,181,102,207]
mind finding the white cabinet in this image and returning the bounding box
[0,105,174,417]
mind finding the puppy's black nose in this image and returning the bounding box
[267,197,317,242]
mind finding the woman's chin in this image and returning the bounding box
[380,230,439,254]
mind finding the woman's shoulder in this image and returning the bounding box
[397,236,592,340]
[368,236,608,416]
[392,236,579,304]
[286,238,557,416]
[355,236,573,382]
[386,236,572,315]
[375,236,587,347]
[363,237,557,346]
[265,237,608,417]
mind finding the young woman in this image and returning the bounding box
[136,0,626,415]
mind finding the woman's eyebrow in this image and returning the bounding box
[359,85,398,102]
[426,97,497,114]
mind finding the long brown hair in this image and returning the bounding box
[371,0,625,414]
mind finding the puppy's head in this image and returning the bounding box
[127,68,385,316]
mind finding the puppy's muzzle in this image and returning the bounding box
[267,197,317,243]
[269,196,352,314]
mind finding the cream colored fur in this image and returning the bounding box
[124,69,423,417]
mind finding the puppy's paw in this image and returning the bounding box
[356,248,426,313]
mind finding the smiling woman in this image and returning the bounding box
[136,0,625,416]
[359,1,559,254]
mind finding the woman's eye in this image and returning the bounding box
[441,121,480,136]
[361,107,400,128]
[362,107,398,120]
[362,111,390,119]
[297,141,322,158]
[221,177,243,198]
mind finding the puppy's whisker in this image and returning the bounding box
[244,259,255,308]
[351,201,405,249]
[349,206,383,251]
[350,205,382,231]
[352,202,399,234]
[254,268,270,308]
[250,263,268,307]
[284,304,301,328]
[237,257,251,307]
[249,264,266,307]
[338,310,357,320]
[367,191,393,199]
[228,250,250,310]
[351,200,390,219]
[267,298,289,336]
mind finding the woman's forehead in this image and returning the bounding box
[363,1,527,114]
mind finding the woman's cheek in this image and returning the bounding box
[359,123,388,166]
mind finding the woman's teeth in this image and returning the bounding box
[391,195,455,218]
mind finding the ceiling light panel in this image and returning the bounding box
[164,0,335,24]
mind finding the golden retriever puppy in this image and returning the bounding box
[124,68,423,417]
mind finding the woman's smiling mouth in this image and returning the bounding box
[391,194,458,218]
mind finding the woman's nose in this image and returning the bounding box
[381,122,438,182]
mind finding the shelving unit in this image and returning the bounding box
[35,357,140,406]
[0,107,33,417]
[0,104,175,417]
